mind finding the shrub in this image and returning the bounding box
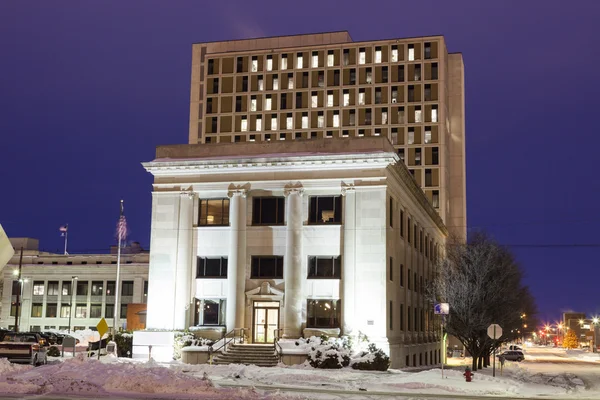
[47,346,61,357]
[173,331,213,360]
[351,343,390,371]
[307,337,351,369]
[108,331,133,358]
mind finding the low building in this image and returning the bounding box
[0,238,148,332]
[142,137,447,368]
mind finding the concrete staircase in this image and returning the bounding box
[212,343,279,367]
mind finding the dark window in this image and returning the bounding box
[76,281,88,296]
[122,281,134,296]
[365,109,372,125]
[389,301,393,330]
[350,69,356,85]
[237,57,243,72]
[400,210,405,237]
[398,65,405,82]
[414,305,418,329]
[408,269,411,290]
[61,281,72,296]
[197,257,228,278]
[414,64,421,81]
[211,117,217,132]
[242,76,248,92]
[90,304,102,318]
[389,257,393,281]
[425,169,432,186]
[251,256,284,279]
[296,92,302,108]
[199,198,230,226]
[414,272,418,292]
[31,303,43,318]
[432,63,438,80]
[212,78,219,93]
[106,281,115,296]
[105,304,114,319]
[252,197,285,225]
[415,148,422,165]
[120,304,128,319]
[420,231,423,253]
[400,304,404,331]
[408,306,412,331]
[307,256,341,279]
[143,281,148,298]
[207,59,214,75]
[407,218,411,243]
[432,147,439,165]
[206,98,213,114]
[308,196,342,224]
[302,72,309,88]
[91,281,103,296]
[432,190,440,208]
[46,303,57,318]
[198,299,225,325]
[408,85,415,102]
[389,197,394,227]
[333,70,340,86]
[382,66,388,83]
[424,84,431,101]
[398,148,405,163]
[307,299,340,328]
[47,281,59,296]
[343,49,349,66]
[318,71,324,87]
[281,94,287,109]
[414,225,418,249]
[375,88,382,104]
[424,43,431,59]
[236,96,242,112]
[400,264,404,287]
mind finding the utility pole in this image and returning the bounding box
[13,247,23,332]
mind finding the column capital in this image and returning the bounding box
[227,188,247,198]
[284,185,304,197]
[341,184,355,196]
[179,190,195,199]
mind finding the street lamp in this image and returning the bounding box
[593,318,599,353]
[68,276,78,333]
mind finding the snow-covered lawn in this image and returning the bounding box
[0,345,598,398]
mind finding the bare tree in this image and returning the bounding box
[430,232,537,371]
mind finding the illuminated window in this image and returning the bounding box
[408,129,414,144]
[415,107,422,123]
[414,64,421,81]
[327,93,334,107]
[270,115,277,130]
[308,256,341,278]
[250,96,257,112]
[312,51,318,68]
[359,48,366,65]
[198,199,230,226]
[302,113,309,129]
[343,91,350,106]
[286,115,293,130]
[258,76,264,91]
[251,256,284,278]
[343,49,349,66]
[425,128,432,143]
[431,105,438,122]
[333,112,340,128]
[358,89,365,105]
[266,55,273,71]
[47,281,59,296]
[60,305,70,318]
[273,77,279,90]
[256,117,262,131]
[197,257,228,278]
[366,68,372,84]
[251,56,258,72]
[46,303,57,318]
[375,46,382,63]
[265,95,272,111]
[31,303,43,318]
[91,281,103,296]
[311,93,318,108]
[33,281,45,296]
[408,44,415,61]
[391,45,398,62]
[424,43,432,59]
[241,117,248,132]
[281,55,287,70]
[432,190,439,208]
[75,304,87,318]
[327,50,334,67]
[317,113,324,128]
[398,107,405,124]
[296,52,303,69]
[415,149,422,165]
[195,299,226,326]
[382,111,388,124]
[288,73,294,89]
[307,299,340,328]
[308,195,342,224]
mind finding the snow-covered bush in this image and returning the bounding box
[351,343,390,371]
[173,331,214,360]
[108,331,133,358]
[305,336,351,369]
[47,346,61,357]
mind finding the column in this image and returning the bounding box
[283,187,304,338]
[341,186,356,336]
[226,189,247,331]
[173,192,194,329]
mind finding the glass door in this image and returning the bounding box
[253,301,279,343]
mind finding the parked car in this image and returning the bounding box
[39,332,59,345]
[0,332,48,365]
[509,345,523,352]
[498,350,525,362]
[54,333,80,345]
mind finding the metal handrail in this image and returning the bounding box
[273,328,284,363]
[208,328,246,364]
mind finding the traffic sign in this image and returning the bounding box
[97,318,109,338]
[487,324,502,339]
[434,303,450,315]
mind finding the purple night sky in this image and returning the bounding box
[1,1,599,324]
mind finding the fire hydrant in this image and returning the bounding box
[463,366,473,382]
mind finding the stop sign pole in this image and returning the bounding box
[487,324,502,377]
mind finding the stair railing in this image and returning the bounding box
[208,328,246,364]
[273,328,284,363]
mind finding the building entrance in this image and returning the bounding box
[252,301,279,343]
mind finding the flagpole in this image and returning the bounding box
[64,224,68,255]
[114,200,124,334]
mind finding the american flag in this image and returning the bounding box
[116,201,127,242]
[59,225,68,236]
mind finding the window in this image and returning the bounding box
[265,95,272,111]
[211,117,217,132]
[270,115,277,131]
[375,47,382,63]
[281,55,287,70]
[288,73,294,89]
[327,50,334,67]
[414,64,421,81]
[206,98,213,114]
[91,281,103,296]
[408,128,414,144]
[235,96,242,112]
[296,52,303,69]
[343,49,349,66]
[31,303,43,318]
[60,304,71,318]
[349,110,356,126]
[432,63,438,80]
[424,42,432,59]
[33,281,44,296]
[46,303,57,318]
[366,68,372,84]
[400,303,404,330]
[286,114,293,130]
[333,111,340,128]
[308,256,341,278]
[90,304,102,318]
[350,68,356,85]
[273,76,279,90]
[375,88,382,104]
[425,169,432,186]
[415,106,422,123]
[400,264,404,286]
[252,197,285,225]
[359,48,366,65]
[398,65,405,82]
[197,257,228,278]
[311,93,318,108]
[398,107,405,124]
[389,301,393,330]
[296,92,303,108]
[408,44,415,61]
[199,199,229,226]
[327,92,333,107]
[309,196,342,224]
[266,55,273,71]
[317,113,324,128]
[241,116,248,132]
[415,149,422,165]
[307,299,340,328]
[424,84,431,101]
[358,90,365,105]
[75,304,87,318]
[333,70,340,86]
[250,96,257,111]
[207,59,214,75]
[431,105,438,122]
[425,128,432,144]
[302,113,309,128]
[302,72,309,88]
[105,304,114,319]
[121,304,128,319]
[408,85,415,102]
[432,190,440,208]
[196,299,226,326]
[61,281,72,296]
[250,56,258,72]
[365,109,372,124]
[391,45,398,62]
[122,281,134,296]
[237,57,243,73]
[258,76,264,91]
[76,281,88,296]
[408,307,412,331]
[432,147,439,164]
[251,256,284,279]
[389,257,393,281]
[382,110,388,124]
[414,226,418,249]
[312,51,319,68]
[280,94,287,110]
[212,78,219,93]
[256,117,262,131]
[343,90,350,106]
[382,66,388,83]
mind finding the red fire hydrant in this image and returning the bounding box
[463,366,473,382]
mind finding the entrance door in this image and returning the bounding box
[253,301,279,343]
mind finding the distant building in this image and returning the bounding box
[0,238,148,332]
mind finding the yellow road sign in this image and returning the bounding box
[97,318,109,338]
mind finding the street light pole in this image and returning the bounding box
[13,247,23,332]
[593,318,599,353]
[68,276,78,333]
